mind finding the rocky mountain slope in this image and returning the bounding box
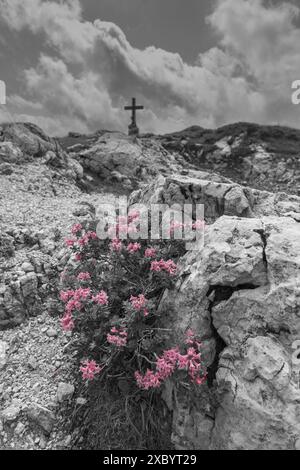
[59,122,300,196]
[1,121,300,450]
[157,123,300,196]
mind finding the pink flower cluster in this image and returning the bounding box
[78,231,98,246]
[80,359,102,381]
[60,313,74,332]
[65,238,76,247]
[144,247,157,258]
[127,242,141,253]
[77,272,91,281]
[128,210,140,223]
[65,227,98,249]
[60,287,108,332]
[110,238,123,252]
[71,223,83,235]
[107,327,128,347]
[60,287,92,331]
[60,290,75,303]
[135,334,206,389]
[130,294,148,317]
[92,290,109,306]
[150,259,177,276]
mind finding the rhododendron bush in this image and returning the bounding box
[59,213,207,394]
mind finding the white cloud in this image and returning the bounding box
[0,0,300,135]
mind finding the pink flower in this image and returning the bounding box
[92,290,109,306]
[118,224,138,236]
[130,294,147,311]
[169,220,186,235]
[150,259,177,276]
[107,328,127,347]
[144,247,157,258]
[78,235,89,246]
[192,219,205,230]
[77,272,91,281]
[127,242,141,253]
[194,374,207,385]
[80,360,102,381]
[86,231,98,240]
[110,238,123,252]
[65,238,76,247]
[60,313,75,332]
[177,347,203,383]
[73,287,91,301]
[74,253,82,262]
[60,290,75,303]
[135,370,161,390]
[185,329,201,348]
[156,348,179,380]
[128,210,140,223]
[65,299,82,314]
[134,344,206,389]
[71,223,83,235]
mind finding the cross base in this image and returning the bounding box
[128,123,140,137]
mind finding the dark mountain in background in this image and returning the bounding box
[156,122,300,195]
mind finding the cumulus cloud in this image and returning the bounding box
[0,0,299,135]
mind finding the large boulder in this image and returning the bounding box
[159,215,300,450]
[130,174,300,223]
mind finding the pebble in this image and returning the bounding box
[27,356,38,370]
[46,328,58,338]
[76,397,87,406]
[0,340,8,370]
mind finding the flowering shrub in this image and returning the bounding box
[59,212,207,393]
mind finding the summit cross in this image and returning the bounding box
[124,97,144,137]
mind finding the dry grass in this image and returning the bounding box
[77,378,174,450]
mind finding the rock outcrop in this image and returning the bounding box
[60,131,232,192]
[0,122,83,183]
[130,174,300,223]
[135,172,300,450]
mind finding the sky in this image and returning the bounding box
[0,0,300,136]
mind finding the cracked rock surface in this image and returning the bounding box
[159,215,300,449]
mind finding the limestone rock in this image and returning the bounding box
[130,174,300,223]
[1,401,22,423]
[0,162,13,175]
[56,382,75,403]
[19,272,38,298]
[27,404,55,435]
[159,215,300,450]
